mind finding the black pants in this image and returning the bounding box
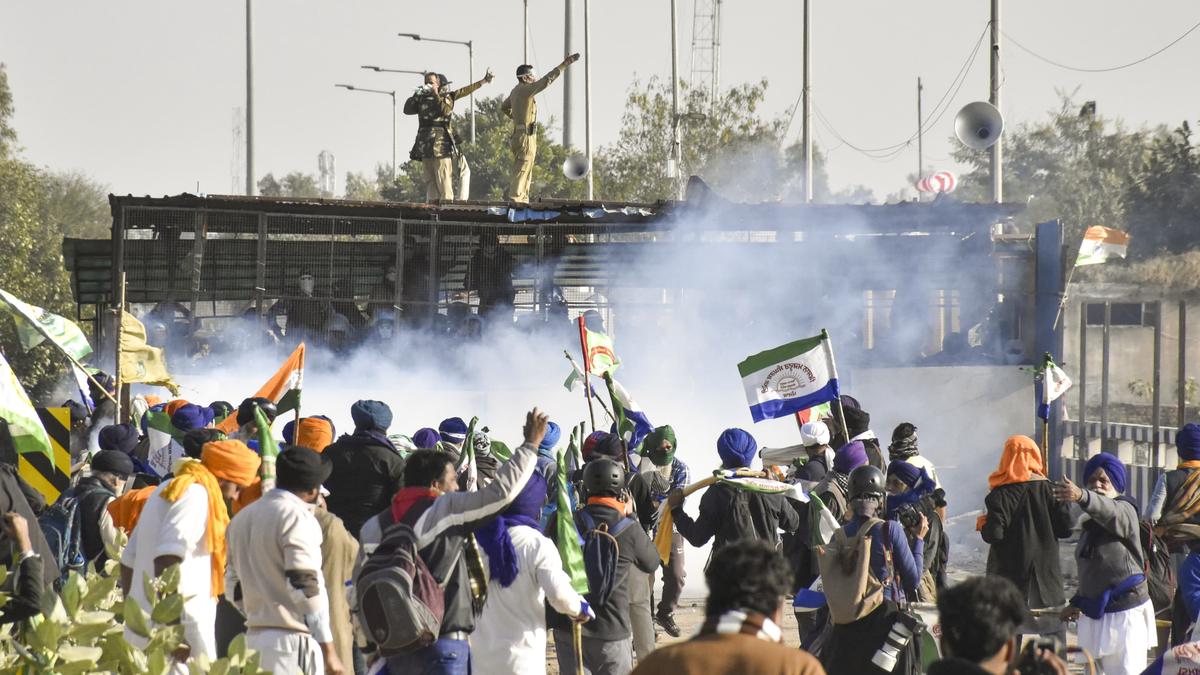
[824,601,918,675]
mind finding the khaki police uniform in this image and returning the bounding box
[501,62,570,203]
[404,78,486,201]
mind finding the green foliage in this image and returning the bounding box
[0,558,268,674]
[39,170,110,240]
[0,64,16,157]
[257,172,320,198]
[1125,121,1200,258]
[344,171,381,201]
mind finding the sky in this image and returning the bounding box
[3,0,1200,201]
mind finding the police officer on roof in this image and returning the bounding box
[404,70,494,202]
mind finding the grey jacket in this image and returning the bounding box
[1074,490,1150,613]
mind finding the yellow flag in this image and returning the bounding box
[119,311,180,395]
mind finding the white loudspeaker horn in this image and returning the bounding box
[954,101,1005,150]
[562,153,590,181]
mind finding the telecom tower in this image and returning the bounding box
[690,0,721,105]
[318,151,335,198]
[231,108,244,194]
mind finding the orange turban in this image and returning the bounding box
[163,399,190,418]
[987,435,1045,489]
[144,395,164,408]
[296,417,334,453]
[201,440,262,487]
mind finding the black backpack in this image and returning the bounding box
[575,509,635,607]
[38,492,87,586]
[1140,519,1176,612]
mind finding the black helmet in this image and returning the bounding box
[848,465,886,501]
[582,458,625,498]
[237,397,278,427]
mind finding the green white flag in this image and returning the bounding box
[808,492,841,547]
[255,404,280,491]
[555,450,589,595]
[0,350,53,460]
[0,288,93,361]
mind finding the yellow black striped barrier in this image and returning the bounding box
[19,407,72,503]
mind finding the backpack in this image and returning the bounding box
[355,521,446,656]
[816,517,887,625]
[576,509,635,607]
[38,488,93,586]
[1140,519,1176,613]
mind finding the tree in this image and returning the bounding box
[594,77,831,203]
[257,173,282,197]
[1125,121,1200,257]
[257,172,319,198]
[952,94,1154,246]
[343,171,381,201]
[39,170,110,239]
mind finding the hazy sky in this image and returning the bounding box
[3,1,1199,201]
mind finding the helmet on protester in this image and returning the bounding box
[582,458,625,498]
[237,397,279,427]
[848,465,886,501]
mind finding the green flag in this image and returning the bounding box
[0,288,93,361]
[808,492,840,547]
[0,350,52,460]
[255,405,279,491]
[555,450,589,595]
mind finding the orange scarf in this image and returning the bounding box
[586,496,627,514]
[159,459,230,597]
[987,435,1045,489]
[1180,460,1200,470]
[107,486,156,534]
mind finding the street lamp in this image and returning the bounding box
[398,32,475,143]
[336,84,397,179]
[361,65,428,78]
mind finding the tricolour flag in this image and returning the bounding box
[0,350,53,461]
[555,450,589,594]
[255,404,280,491]
[795,401,833,426]
[604,374,654,455]
[217,343,305,433]
[738,332,840,423]
[1038,355,1073,421]
[0,288,93,361]
[119,311,180,395]
[578,317,619,376]
[1075,226,1130,267]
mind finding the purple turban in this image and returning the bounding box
[717,428,757,469]
[171,404,215,433]
[833,441,868,475]
[1178,423,1200,461]
[887,459,935,494]
[1084,452,1127,494]
[412,428,441,450]
[439,417,469,444]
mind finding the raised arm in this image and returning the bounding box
[414,408,550,546]
[451,70,494,101]
[531,53,580,94]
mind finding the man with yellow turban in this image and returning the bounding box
[120,440,261,673]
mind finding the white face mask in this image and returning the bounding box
[299,277,315,295]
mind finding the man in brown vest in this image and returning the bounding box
[501,53,580,204]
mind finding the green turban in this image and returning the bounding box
[644,425,677,466]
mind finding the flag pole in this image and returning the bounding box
[1051,264,1079,332]
[564,350,617,425]
[577,317,597,431]
[1041,353,1051,469]
[114,271,127,423]
[822,329,851,443]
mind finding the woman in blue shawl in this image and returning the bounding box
[886,459,947,600]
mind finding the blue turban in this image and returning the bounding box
[282,419,296,445]
[887,460,935,494]
[171,404,215,433]
[351,400,393,432]
[833,441,869,475]
[540,422,562,452]
[412,428,441,450]
[1179,423,1200,461]
[717,428,757,469]
[475,472,548,588]
[439,417,469,444]
[1084,452,1127,494]
[98,423,140,454]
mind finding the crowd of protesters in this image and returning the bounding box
[11,374,1200,674]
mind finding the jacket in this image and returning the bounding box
[314,506,358,670]
[981,479,1073,607]
[404,79,486,160]
[357,441,540,636]
[1072,491,1150,614]
[61,475,117,565]
[0,463,59,582]
[672,482,801,553]
[546,503,659,641]
[502,63,569,132]
[630,632,826,675]
[324,431,406,539]
[844,515,924,602]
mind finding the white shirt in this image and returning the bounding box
[472,525,585,675]
[120,481,217,661]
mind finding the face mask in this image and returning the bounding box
[299,278,315,294]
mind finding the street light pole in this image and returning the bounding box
[584,0,593,199]
[398,33,476,143]
[524,0,529,63]
[361,65,427,78]
[336,84,397,179]
[669,0,682,200]
[990,0,1003,203]
[802,0,812,204]
[245,0,254,196]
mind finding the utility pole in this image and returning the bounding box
[990,0,1002,203]
[917,77,924,201]
[245,0,255,196]
[563,0,575,151]
[670,0,683,200]
[524,0,529,63]
[801,0,812,204]
[584,0,593,199]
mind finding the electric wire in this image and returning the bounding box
[1003,19,1200,73]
